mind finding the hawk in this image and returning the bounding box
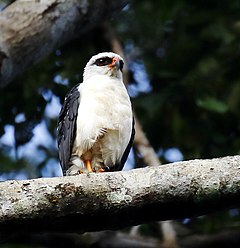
[57,52,135,175]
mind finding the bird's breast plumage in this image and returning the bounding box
[74,75,132,166]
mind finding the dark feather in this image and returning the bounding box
[57,84,80,175]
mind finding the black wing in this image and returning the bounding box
[112,117,135,171]
[57,84,80,175]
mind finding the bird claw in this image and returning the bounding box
[92,163,106,173]
[66,164,88,176]
[93,167,105,173]
[66,159,109,175]
[66,168,81,176]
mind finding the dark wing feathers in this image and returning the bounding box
[57,84,80,175]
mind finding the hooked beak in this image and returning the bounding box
[108,57,121,71]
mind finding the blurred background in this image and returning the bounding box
[0,0,240,247]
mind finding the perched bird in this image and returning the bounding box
[57,52,135,175]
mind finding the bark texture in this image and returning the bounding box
[0,0,129,86]
[0,155,240,234]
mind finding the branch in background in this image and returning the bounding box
[91,229,240,248]
[0,0,129,86]
[0,155,240,236]
[134,117,161,167]
[179,230,240,248]
[6,226,240,248]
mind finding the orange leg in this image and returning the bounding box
[86,160,93,173]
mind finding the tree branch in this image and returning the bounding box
[0,155,240,235]
[0,0,129,86]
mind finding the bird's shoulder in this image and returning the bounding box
[58,84,80,117]
[57,83,81,138]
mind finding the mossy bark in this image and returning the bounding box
[0,155,240,234]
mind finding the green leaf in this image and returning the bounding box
[196,97,228,113]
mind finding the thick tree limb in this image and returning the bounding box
[0,155,240,234]
[0,0,129,86]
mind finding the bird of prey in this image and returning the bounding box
[57,52,135,175]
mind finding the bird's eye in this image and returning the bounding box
[95,57,112,66]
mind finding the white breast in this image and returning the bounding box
[74,75,132,166]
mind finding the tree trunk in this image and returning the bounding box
[0,155,240,235]
[0,0,129,86]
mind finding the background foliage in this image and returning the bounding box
[0,0,240,246]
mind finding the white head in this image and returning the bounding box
[83,52,124,80]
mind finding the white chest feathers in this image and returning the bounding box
[74,75,133,167]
